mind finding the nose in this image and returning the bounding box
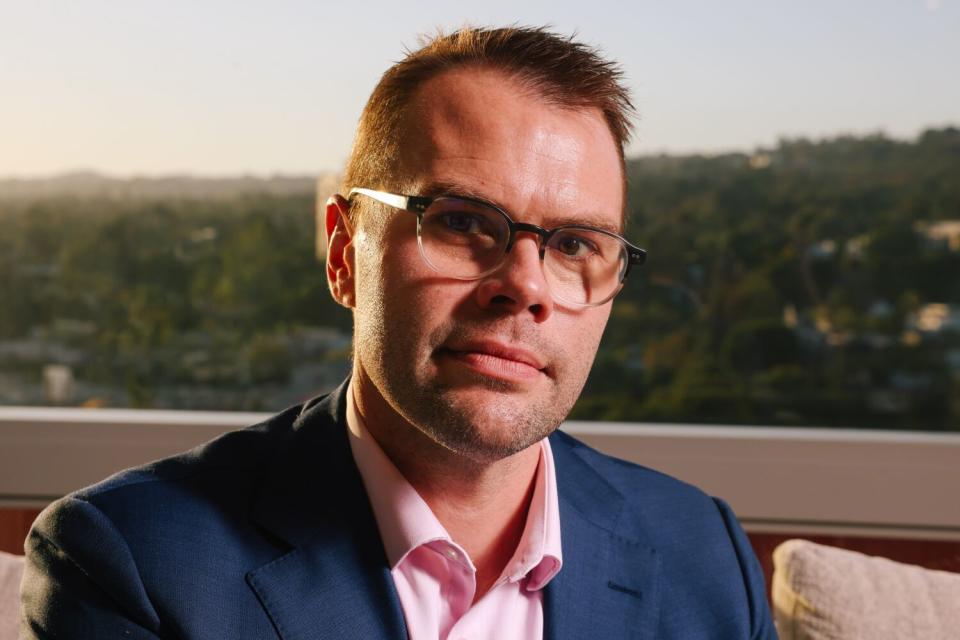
[474,234,554,322]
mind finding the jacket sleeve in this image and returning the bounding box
[20,496,164,639]
[712,497,779,640]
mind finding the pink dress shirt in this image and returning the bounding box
[346,384,563,640]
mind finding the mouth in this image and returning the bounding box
[437,340,547,383]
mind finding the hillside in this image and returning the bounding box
[1,128,958,429]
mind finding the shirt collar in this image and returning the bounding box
[345,380,563,590]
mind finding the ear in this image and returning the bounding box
[325,195,356,308]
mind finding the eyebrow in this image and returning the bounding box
[415,179,624,235]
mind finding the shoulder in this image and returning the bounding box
[20,400,319,637]
[550,427,742,547]
[70,402,304,504]
[549,428,775,638]
[549,427,717,516]
[32,382,347,549]
[29,402,310,548]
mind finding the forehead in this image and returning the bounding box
[393,67,624,231]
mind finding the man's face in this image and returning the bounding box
[348,67,624,464]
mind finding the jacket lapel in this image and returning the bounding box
[242,385,660,639]
[246,381,408,640]
[544,432,661,640]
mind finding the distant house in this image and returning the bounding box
[867,300,894,318]
[909,303,960,334]
[807,239,838,260]
[748,153,771,169]
[845,234,870,260]
[915,220,960,252]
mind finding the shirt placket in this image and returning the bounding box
[434,541,476,640]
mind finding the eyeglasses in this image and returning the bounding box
[347,187,647,307]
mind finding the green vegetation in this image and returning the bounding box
[577,127,960,430]
[0,194,351,410]
[1,128,958,429]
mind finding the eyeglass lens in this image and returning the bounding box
[417,197,628,306]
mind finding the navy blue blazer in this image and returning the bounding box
[21,380,776,639]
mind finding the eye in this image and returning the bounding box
[552,231,600,258]
[423,198,507,248]
[441,212,484,234]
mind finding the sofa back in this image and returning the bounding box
[0,552,24,640]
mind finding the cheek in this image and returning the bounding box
[562,308,610,373]
[352,241,386,321]
[352,233,460,343]
[353,223,416,307]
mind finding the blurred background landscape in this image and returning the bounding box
[2,127,958,430]
[2,1,957,431]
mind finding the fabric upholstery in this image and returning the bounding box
[0,551,25,640]
[773,538,960,640]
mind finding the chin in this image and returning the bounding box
[413,395,557,462]
[431,427,540,464]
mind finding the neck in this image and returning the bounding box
[352,368,542,599]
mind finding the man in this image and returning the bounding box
[21,26,776,639]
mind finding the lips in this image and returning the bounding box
[439,339,547,381]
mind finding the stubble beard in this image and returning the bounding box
[361,316,588,465]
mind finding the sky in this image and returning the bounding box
[1,0,957,176]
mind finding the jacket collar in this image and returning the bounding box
[246,379,408,640]
[244,379,660,639]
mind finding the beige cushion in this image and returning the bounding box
[0,551,24,640]
[773,538,960,640]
